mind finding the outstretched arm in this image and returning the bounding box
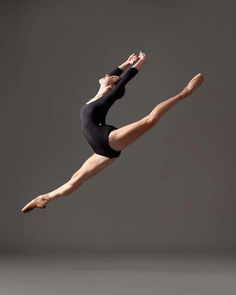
[108,53,139,76]
[118,53,139,71]
[109,51,146,92]
[104,51,146,101]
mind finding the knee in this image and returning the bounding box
[146,113,160,127]
[69,174,86,189]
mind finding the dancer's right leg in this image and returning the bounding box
[108,73,204,151]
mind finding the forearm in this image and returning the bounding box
[132,58,146,71]
[117,60,131,72]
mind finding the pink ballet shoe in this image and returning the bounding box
[187,73,204,89]
[182,73,205,97]
[187,73,204,91]
[21,194,50,213]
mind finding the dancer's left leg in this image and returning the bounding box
[21,153,116,213]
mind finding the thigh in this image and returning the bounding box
[74,153,116,181]
[108,115,152,151]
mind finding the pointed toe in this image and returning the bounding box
[21,195,49,214]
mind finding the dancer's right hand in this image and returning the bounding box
[127,53,139,65]
[138,51,147,60]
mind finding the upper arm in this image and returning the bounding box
[108,67,124,76]
[107,67,139,97]
[115,67,139,88]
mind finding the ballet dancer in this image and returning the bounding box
[21,51,204,213]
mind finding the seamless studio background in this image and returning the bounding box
[0,0,235,256]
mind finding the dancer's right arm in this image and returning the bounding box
[105,51,146,97]
[109,51,146,91]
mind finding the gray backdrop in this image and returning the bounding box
[1,0,235,255]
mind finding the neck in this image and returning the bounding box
[95,85,112,98]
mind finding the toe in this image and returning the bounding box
[21,195,49,213]
[22,204,34,213]
[21,199,37,213]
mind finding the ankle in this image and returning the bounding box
[179,88,190,99]
[43,193,52,202]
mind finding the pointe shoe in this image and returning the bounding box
[187,73,204,88]
[187,73,204,91]
[21,194,50,213]
[182,73,205,97]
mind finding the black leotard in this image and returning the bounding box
[80,66,139,158]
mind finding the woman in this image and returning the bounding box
[22,51,204,213]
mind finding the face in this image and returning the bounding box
[99,74,121,87]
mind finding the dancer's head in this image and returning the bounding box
[99,74,121,88]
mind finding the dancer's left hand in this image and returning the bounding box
[127,53,139,65]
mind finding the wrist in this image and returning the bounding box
[125,60,131,65]
[118,61,131,71]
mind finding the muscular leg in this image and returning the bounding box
[108,73,204,151]
[48,153,116,199]
[21,153,116,213]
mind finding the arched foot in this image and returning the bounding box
[21,194,50,213]
[181,73,205,97]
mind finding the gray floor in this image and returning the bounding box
[1,252,236,295]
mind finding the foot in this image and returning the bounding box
[21,194,50,213]
[181,73,205,97]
